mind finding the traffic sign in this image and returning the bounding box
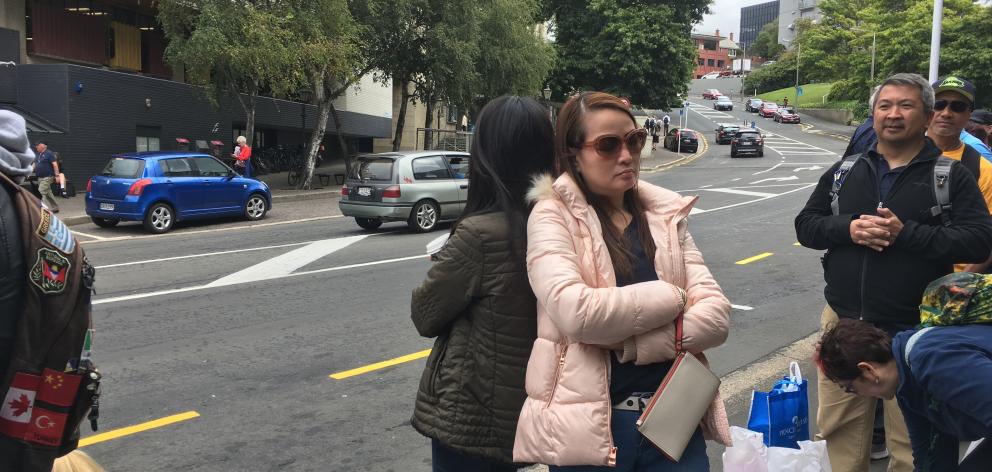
[796,86,804,96]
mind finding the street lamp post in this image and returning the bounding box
[795,41,801,108]
[929,0,944,82]
[542,86,553,121]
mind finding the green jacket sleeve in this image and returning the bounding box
[411,222,483,338]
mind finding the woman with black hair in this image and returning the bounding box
[409,95,556,472]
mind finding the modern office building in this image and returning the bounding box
[739,1,780,51]
[778,0,822,47]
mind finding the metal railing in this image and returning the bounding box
[416,128,474,152]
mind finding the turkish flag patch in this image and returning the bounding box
[37,368,81,407]
[23,407,68,446]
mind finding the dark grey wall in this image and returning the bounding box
[0,27,20,103]
[14,64,392,185]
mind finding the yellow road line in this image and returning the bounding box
[330,349,432,380]
[793,242,801,246]
[736,252,774,265]
[79,411,200,447]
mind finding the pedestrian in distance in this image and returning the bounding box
[795,72,992,472]
[513,91,732,470]
[233,135,252,178]
[926,76,992,273]
[969,108,992,139]
[32,141,60,213]
[964,120,988,149]
[410,95,555,472]
[663,114,671,136]
[816,317,992,472]
[650,116,660,151]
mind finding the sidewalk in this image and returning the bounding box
[55,159,346,227]
[635,115,704,171]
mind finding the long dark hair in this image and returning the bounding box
[554,92,656,281]
[452,96,555,250]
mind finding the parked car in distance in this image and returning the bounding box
[714,96,734,111]
[701,72,721,79]
[715,125,742,145]
[774,107,801,123]
[339,150,469,232]
[730,129,764,158]
[745,98,764,112]
[702,89,722,99]
[85,152,271,234]
[664,128,699,153]
[758,102,779,118]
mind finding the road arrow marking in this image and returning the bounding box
[702,188,778,198]
[794,165,824,172]
[751,176,799,184]
[731,304,754,311]
[207,234,369,287]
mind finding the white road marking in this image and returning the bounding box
[702,188,779,198]
[731,304,754,311]
[731,178,741,181]
[80,215,343,245]
[206,235,369,287]
[752,163,784,175]
[94,240,317,269]
[794,165,824,172]
[696,183,816,213]
[70,230,107,241]
[698,184,712,188]
[93,254,425,305]
[751,176,799,184]
[689,207,707,215]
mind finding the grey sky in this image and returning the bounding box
[694,0,774,39]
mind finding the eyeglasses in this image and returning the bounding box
[934,99,971,113]
[580,129,648,158]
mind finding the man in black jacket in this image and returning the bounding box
[795,73,992,472]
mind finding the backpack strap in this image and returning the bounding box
[961,144,981,180]
[930,156,955,227]
[830,154,863,215]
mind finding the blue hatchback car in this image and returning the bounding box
[85,152,272,233]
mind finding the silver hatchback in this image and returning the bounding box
[339,150,470,232]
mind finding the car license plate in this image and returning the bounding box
[357,187,372,197]
[99,203,115,211]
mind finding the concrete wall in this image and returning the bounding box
[801,107,853,126]
[372,81,460,153]
[0,0,26,64]
[333,73,392,121]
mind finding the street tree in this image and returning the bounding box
[158,0,296,149]
[546,0,707,109]
[750,21,785,60]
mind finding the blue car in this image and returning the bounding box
[85,152,272,233]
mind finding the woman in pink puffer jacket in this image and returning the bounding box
[513,92,732,471]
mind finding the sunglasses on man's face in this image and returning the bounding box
[934,99,971,113]
[581,129,648,158]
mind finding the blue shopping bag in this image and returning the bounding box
[747,361,810,449]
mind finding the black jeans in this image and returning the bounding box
[431,439,517,472]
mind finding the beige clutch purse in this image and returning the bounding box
[635,314,720,461]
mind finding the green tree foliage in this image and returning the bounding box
[744,55,798,96]
[158,0,298,148]
[472,0,555,107]
[750,21,785,59]
[547,0,708,109]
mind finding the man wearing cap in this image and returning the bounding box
[970,109,992,143]
[928,77,992,273]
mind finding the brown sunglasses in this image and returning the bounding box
[580,129,648,158]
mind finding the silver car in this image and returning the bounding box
[339,150,469,232]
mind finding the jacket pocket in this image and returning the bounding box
[545,344,568,408]
[428,337,449,397]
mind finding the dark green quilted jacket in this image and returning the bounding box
[410,212,536,465]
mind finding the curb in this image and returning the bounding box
[63,190,341,227]
[641,136,710,174]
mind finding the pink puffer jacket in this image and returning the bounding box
[513,174,732,466]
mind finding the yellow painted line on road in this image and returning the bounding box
[78,411,200,447]
[736,252,774,265]
[330,349,432,380]
[641,131,710,174]
[793,242,801,246]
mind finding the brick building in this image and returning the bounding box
[691,29,740,79]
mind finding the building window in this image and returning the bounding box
[718,60,725,68]
[447,104,458,124]
[136,126,160,152]
[698,58,705,66]
[728,49,736,57]
[707,59,715,66]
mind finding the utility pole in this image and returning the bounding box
[929,0,943,82]
[795,41,801,108]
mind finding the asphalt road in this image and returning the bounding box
[72,94,865,471]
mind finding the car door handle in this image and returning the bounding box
[459,185,468,189]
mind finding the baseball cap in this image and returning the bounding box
[971,109,992,125]
[932,76,976,104]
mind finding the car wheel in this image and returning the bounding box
[731,148,737,158]
[356,217,383,230]
[759,150,764,157]
[408,200,439,233]
[91,217,119,228]
[245,193,268,221]
[143,202,174,234]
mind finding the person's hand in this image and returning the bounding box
[850,218,890,252]
[873,208,904,243]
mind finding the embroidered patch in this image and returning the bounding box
[36,209,76,254]
[29,248,71,295]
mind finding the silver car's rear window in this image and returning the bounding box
[101,158,144,178]
[351,157,394,181]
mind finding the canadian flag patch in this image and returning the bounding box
[0,372,40,438]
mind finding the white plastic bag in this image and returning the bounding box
[767,440,832,472]
[723,426,768,472]
[724,426,832,472]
